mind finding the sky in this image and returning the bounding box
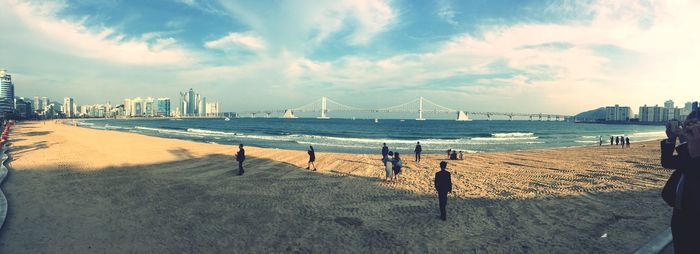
[0,0,698,114]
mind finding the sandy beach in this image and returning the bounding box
[0,121,673,253]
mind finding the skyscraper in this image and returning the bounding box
[63,97,74,118]
[157,98,171,117]
[199,96,206,116]
[34,96,42,114]
[0,69,15,116]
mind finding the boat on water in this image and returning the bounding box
[374,118,379,123]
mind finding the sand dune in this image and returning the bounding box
[0,121,672,253]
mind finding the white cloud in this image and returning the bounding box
[204,32,266,50]
[8,1,195,66]
[437,0,458,25]
[217,0,397,47]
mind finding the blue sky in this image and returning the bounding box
[0,0,698,114]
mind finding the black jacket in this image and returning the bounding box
[661,140,700,211]
[382,146,389,156]
[236,148,246,162]
[435,170,452,193]
[415,145,422,153]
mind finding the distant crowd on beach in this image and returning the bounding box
[598,135,631,148]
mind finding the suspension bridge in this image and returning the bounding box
[225,96,570,121]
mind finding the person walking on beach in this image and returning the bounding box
[660,109,700,253]
[307,146,317,171]
[625,137,630,148]
[384,151,394,181]
[446,149,452,159]
[599,136,603,146]
[435,161,452,221]
[414,142,422,162]
[236,144,245,176]
[393,152,403,181]
[610,136,614,146]
[621,136,626,148]
[382,143,389,160]
[615,136,620,145]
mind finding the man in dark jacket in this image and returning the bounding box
[414,141,422,162]
[236,144,246,176]
[434,161,452,221]
[382,143,389,160]
[661,109,700,253]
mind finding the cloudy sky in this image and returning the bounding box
[0,0,698,114]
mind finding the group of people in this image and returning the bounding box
[381,143,403,181]
[609,136,631,148]
[232,141,458,222]
[446,149,464,160]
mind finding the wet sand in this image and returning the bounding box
[0,121,672,253]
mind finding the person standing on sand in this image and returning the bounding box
[434,161,452,221]
[660,109,700,253]
[384,151,394,181]
[236,144,245,176]
[382,143,389,160]
[414,142,422,162]
[625,137,630,148]
[610,136,614,146]
[615,136,619,145]
[392,152,403,181]
[599,136,603,146]
[307,146,317,171]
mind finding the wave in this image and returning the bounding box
[187,128,237,136]
[492,132,534,138]
[134,126,190,135]
[580,135,599,139]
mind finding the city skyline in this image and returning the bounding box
[1,0,699,114]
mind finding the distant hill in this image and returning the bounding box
[574,107,606,122]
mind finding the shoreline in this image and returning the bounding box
[70,119,665,155]
[0,121,673,253]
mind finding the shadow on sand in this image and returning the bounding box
[0,150,671,253]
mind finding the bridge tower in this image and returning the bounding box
[416,96,426,121]
[318,96,330,119]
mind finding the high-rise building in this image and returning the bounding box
[0,69,15,116]
[63,97,74,118]
[605,104,631,122]
[33,96,43,114]
[205,102,220,117]
[179,88,201,116]
[157,98,171,117]
[41,97,49,111]
[664,100,674,109]
[198,96,206,116]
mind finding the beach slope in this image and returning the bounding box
[0,122,672,253]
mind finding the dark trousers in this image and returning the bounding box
[415,152,421,162]
[672,208,700,254]
[238,161,244,175]
[438,192,448,220]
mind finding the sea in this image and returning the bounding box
[77,118,666,154]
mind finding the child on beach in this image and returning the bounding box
[384,151,394,181]
[392,152,403,181]
[307,146,317,171]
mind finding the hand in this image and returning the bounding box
[666,121,678,143]
[687,124,700,158]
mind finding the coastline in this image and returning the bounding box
[0,121,673,253]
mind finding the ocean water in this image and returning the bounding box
[78,118,666,154]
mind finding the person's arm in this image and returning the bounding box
[434,173,440,191]
[447,173,452,193]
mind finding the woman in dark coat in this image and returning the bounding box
[661,109,700,254]
[307,146,317,171]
